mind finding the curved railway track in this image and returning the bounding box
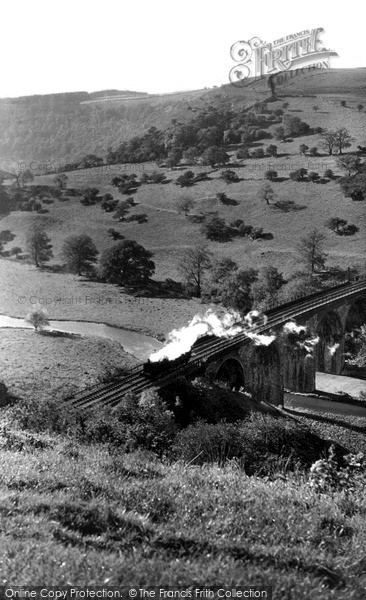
[66,278,366,410]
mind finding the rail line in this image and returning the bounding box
[66,278,366,410]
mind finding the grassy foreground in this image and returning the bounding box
[0,426,365,598]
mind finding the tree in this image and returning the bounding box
[308,171,320,182]
[299,144,309,155]
[113,200,131,220]
[297,229,327,274]
[53,173,68,190]
[206,267,258,312]
[202,215,231,241]
[26,308,50,332]
[252,148,265,158]
[166,147,182,169]
[341,100,346,107]
[309,147,318,156]
[326,217,347,233]
[250,266,285,307]
[100,240,155,286]
[336,155,362,177]
[201,146,229,168]
[265,170,277,181]
[312,105,320,112]
[283,115,310,137]
[266,144,278,157]
[357,104,364,112]
[220,169,239,183]
[80,187,100,205]
[177,196,195,215]
[178,245,212,297]
[320,130,336,156]
[289,168,308,181]
[333,128,354,154]
[26,225,53,267]
[183,146,200,164]
[324,169,334,179]
[12,168,34,189]
[274,126,286,141]
[175,171,195,187]
[258,182,275,204]
[61,234,99,276]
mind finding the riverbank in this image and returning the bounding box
[0,260,207,338]
[0,328,139,405]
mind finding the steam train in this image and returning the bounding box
[143,350,192,378]
[142,333,221,378]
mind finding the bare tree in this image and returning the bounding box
[177,196,195,216]
[257,182,276,205]
[26,225,53,267]
[297,229,327,274]
[26,308,50,332]
[178,244,212,297]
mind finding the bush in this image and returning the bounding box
[83,390,177,456]
[220,169,239,183]
[265,170,277,181]
[173,414,326,474]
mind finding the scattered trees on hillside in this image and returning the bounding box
[178,244,212,297]
[297,229,327,274]
[100,240,155,286]
[61,234,99,276]
[26,225,53,267]
[320,128,354,155]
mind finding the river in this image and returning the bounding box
[0,315,163,361]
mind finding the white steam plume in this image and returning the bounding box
[328,343,340,356]
[282,321,319,354]
[149,308,272,362]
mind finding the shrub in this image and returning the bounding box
[265,170,277,181]
[173,414,326,474]
[220,169,239,183]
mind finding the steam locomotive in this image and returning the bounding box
[143,350,192,378]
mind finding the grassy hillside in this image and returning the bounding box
[0,406,365,596]
[0,68,365,166]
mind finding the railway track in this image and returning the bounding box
[66,278,366,410]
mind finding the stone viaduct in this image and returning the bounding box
[201,281,366,406]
